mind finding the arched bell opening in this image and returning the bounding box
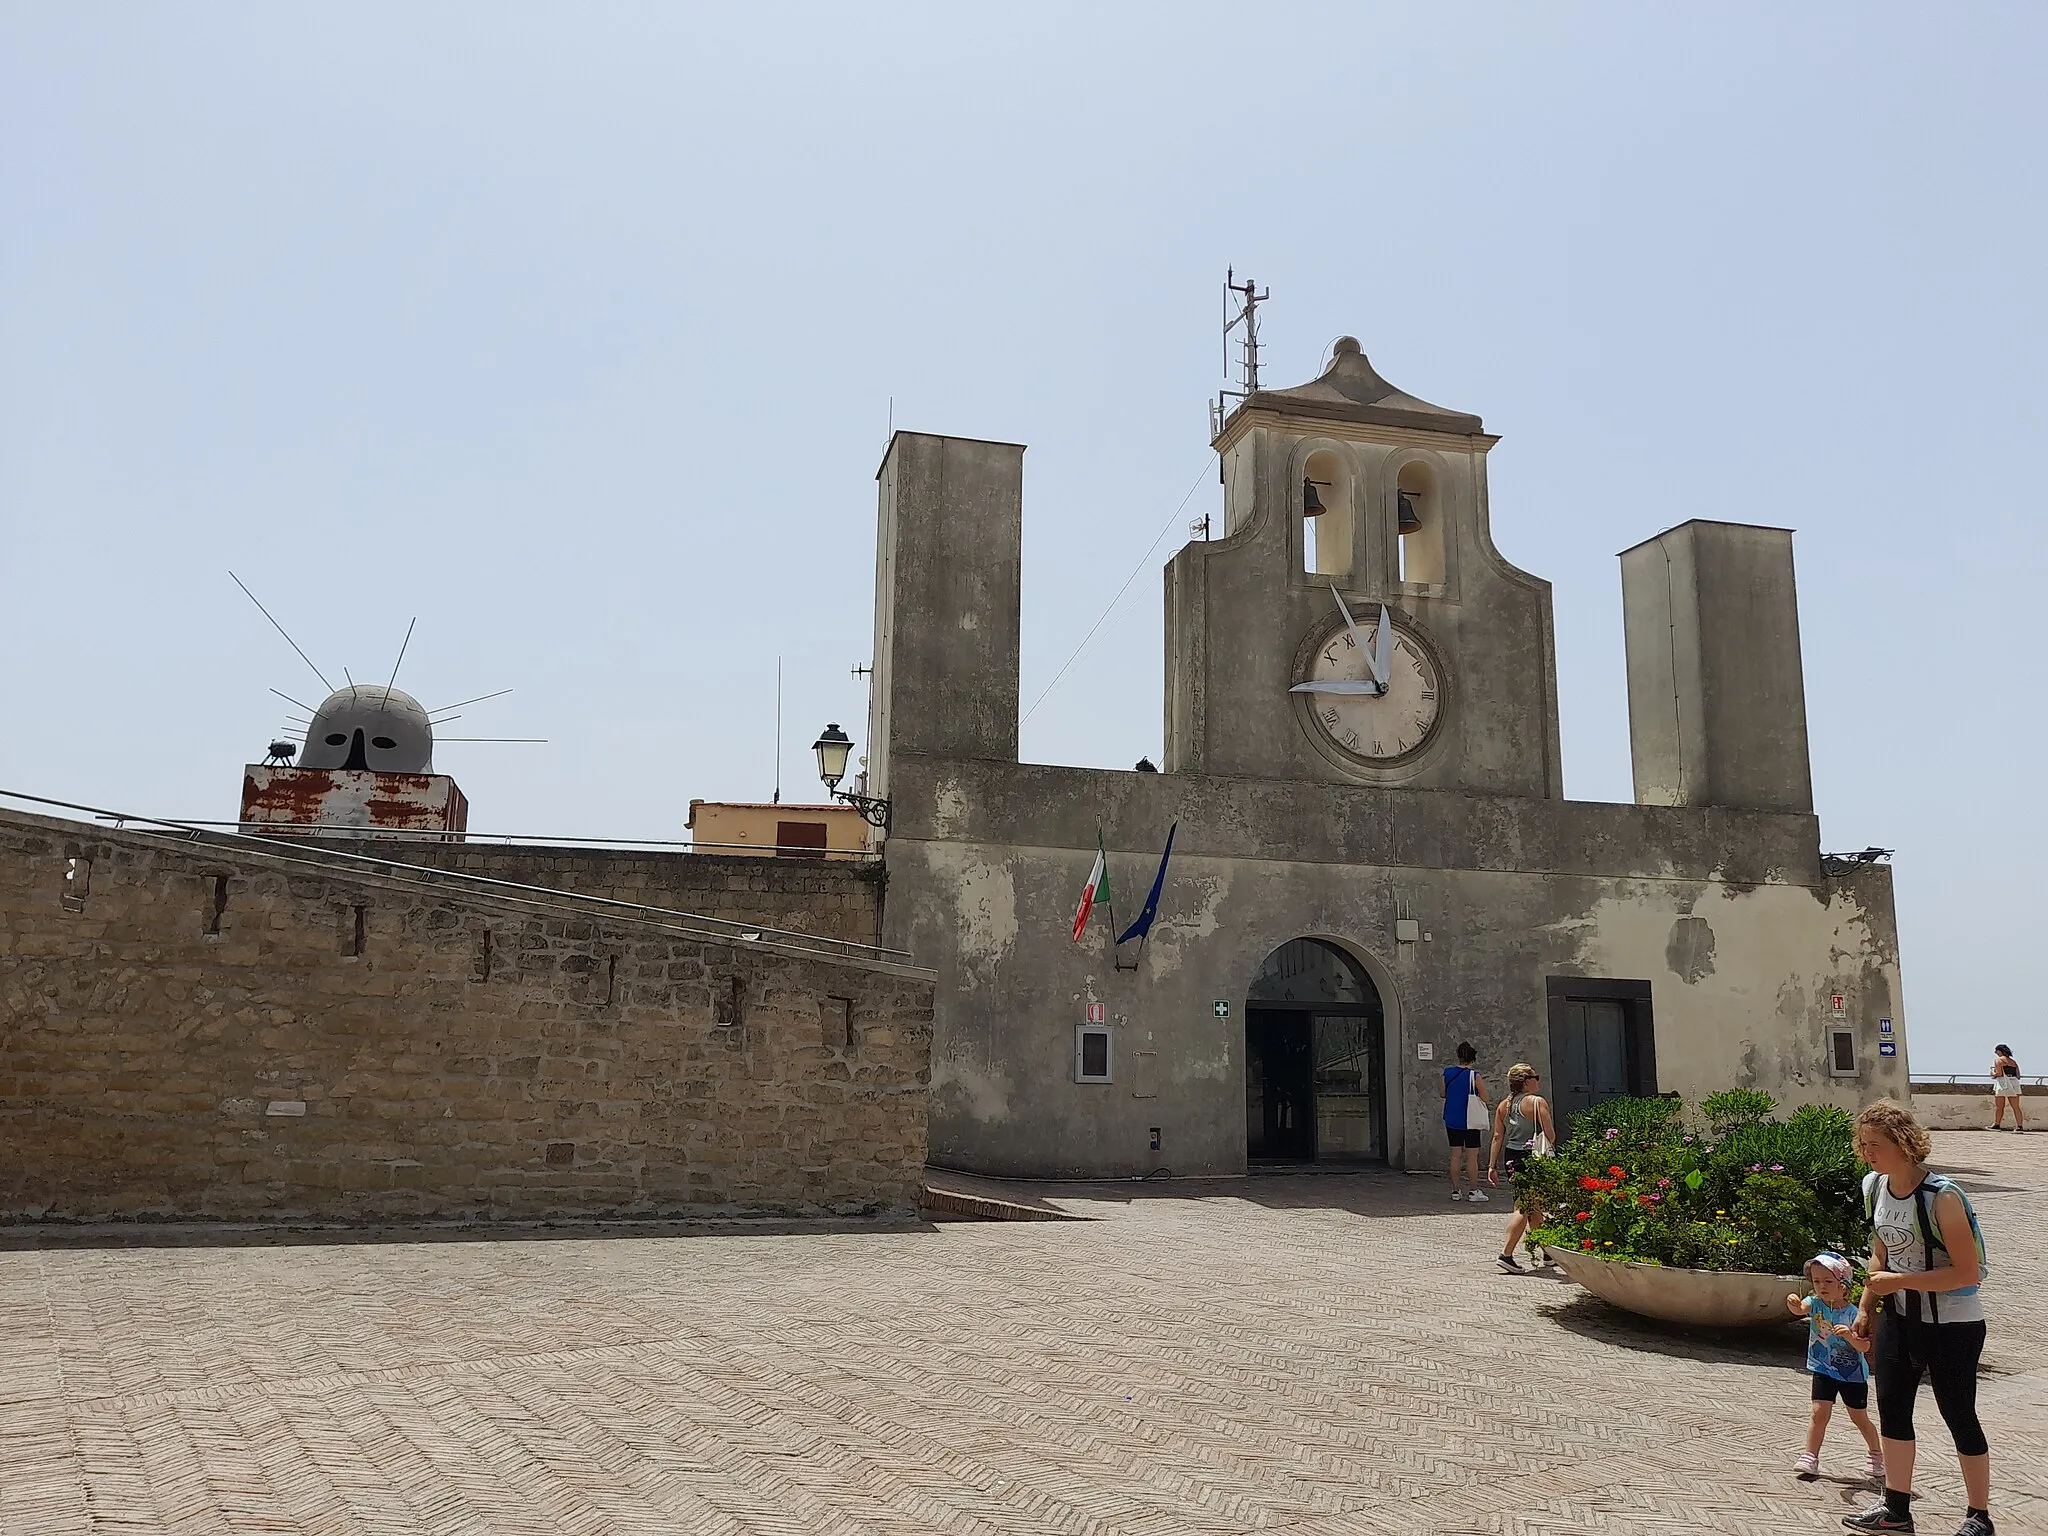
[1245,937,1387,1164]
[1395,459,1445,585]
[1301,448,1354,579]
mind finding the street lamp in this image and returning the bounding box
[812,722,890,831]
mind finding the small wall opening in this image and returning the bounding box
[472,928,493,983]
[61,856,91,912]
[343,904,366,958]
[1395,461,1444,585]
[205,875,229,937]
[1828,1028,1859,1077]
[716,973,746,1027]
[829,995,856,1050]
[1302,449,1352,578]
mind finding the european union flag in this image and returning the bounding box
[1115,823,1177,946]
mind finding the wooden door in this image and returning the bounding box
[1551,997,1630,1141]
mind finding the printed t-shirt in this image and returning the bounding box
[1806,1296,1865,1382]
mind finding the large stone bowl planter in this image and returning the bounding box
[1547,1246,1804,1328]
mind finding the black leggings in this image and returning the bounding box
[1873,1311,1988,1457]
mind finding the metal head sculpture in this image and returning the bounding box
[298,685,435,773]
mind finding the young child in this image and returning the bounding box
[1785,1252,1883,1481]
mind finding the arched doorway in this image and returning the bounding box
[1245,938,1387,1164]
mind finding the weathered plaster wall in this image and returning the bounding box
[1622,521,1813,814]
[887,753,1906,1179]
[1167,415,1563,798]
[0,809,933,1222]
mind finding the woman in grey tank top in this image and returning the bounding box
[1487,1064,1555,1273]
[1843,1100,1996,1535]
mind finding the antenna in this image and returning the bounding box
[386,617,417,692]
[773,656,783,806]
[431,688,513,717]
[1214,268,1271,433]
[229,572,335,693]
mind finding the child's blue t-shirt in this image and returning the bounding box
[1806,1296,1866,1382]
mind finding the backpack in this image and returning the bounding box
[1862,1170,1989,1322]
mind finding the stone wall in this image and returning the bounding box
[291,836,887,947]
[1910,1080,2045,1130]
[0,808,934,1223]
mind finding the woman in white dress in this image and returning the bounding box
[1988,1045,2024,1132]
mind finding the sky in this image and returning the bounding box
[3,5,2043,1077]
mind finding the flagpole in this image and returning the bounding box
[1099,827,1119,949]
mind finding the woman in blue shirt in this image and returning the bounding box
[1438,1041,1488,1202]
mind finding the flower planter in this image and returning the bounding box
[1547,1245,1803,1328]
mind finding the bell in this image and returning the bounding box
[1302,478,1327,517]
[1397,491,1422,535]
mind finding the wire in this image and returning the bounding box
[1020,460,1213,726]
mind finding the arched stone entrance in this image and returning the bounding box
[1245,938,1388,1164]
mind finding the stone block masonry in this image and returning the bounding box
[307,836,888,947]
[0,807,935,1223]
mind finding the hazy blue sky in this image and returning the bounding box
[4,6,2043,1076]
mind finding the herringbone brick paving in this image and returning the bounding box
[2,1132,2042,1535]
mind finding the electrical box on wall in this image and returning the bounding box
[1075,1024,1112,1083]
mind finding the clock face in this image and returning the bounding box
[1299,612,1443,761]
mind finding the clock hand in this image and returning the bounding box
[1290,681,1384,695]
[1372,605,1392,689]
[1330,585,1366,647]
[1329,587,1386,693]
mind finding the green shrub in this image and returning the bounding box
[1521,1093,1866,1273]
[1702,1088,1777,1134]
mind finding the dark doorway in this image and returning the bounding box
[1545,978,1658,1143]
[1246,1011,1315,1159]
[1246,938,1386,1164]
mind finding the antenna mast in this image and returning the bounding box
[1210,268,1271,438]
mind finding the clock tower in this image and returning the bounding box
[1165,337,1564,797]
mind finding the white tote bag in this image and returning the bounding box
[1466,1078,1490,1134]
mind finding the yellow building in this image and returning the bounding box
[685,800,871,859]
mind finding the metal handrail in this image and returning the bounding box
[0,788,912,964]
[1911,1073,2048,1088]
[68,811,879,860]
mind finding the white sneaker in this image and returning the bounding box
[1465,1189,1490,1202]
[1865,1451,1885,1481]
[1449,1190,1465,1201]
[1795,1451,1819,1479]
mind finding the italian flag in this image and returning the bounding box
[1072,833,1111,942]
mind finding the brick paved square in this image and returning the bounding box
[2,1132,2042,1535]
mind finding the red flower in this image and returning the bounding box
[1575,1211,1591,1221]
[1607,1165,1625,1177]
[1580,1239,1594,1249]
[1578,1176,1603,1190]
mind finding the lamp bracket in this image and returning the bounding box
[832,789,892,831]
